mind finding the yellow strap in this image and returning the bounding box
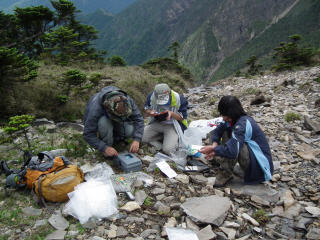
[182,119,189,128]
[170,91,177,107]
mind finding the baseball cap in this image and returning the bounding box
[154,83,171,105]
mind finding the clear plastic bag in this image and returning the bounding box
[85,162,114,183]
[170,149,188,169]
[64,179,118,224]
[147,152,173,172]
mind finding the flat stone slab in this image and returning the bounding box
[45,230,66,240]
[228,180,279,203]
[48,213,69,230]
[181,195,231,226]
[22,207,42,216]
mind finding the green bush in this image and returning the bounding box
[62,69,86,87]
[272,34,314,71]
[89,72,103,85]
[56,95,69,104]
[253,209,270,225]
[109,55,127,67]
[285,112,301,122]
[313,76,320,84]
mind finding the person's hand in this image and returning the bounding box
[200,145,214,154]
[129,140,140,153]
[204,151,215,160]
[105,147,118,157]
[166,110,172,120]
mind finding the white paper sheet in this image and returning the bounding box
[156,161,177,178]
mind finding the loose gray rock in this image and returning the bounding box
[22,207,42,217]
[135,190,147,206]
[181,195,231,226]
[45,230,66,240]
[306,227,320,240]
[197,225,217,240]
[48,213,69,230]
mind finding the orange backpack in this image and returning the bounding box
[25,156,66,189]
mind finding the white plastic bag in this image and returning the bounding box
[183,127,203,146]
[64,179,118,224]
[189,117,223,139]
[166,227,199,240]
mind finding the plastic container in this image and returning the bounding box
[113,153,142,173]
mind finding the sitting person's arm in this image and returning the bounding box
[168,94,188,121]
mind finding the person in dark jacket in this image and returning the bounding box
[83,86,144,157]
[200,96,273,186]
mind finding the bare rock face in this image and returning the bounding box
[181,195,231,226]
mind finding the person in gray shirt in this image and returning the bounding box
[83,86,144,157]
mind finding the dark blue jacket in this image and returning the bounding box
[211,115,273,184]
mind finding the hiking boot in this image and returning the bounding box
[214,171,233,187]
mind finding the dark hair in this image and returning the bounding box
[218,96,246,123]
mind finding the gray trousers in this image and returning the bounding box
[98,116,134,146]
[215,131,250,175]
[142,122,178,155]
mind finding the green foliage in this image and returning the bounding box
[143,196,153,207]
[235,70,241,77]
[244,87,258,95]
[211,0,320,81]
[89,72,103,85]
[246,55,262,76]
[62,69,86,87]
[0,47,38,88]
[208,97,217,106]
[313,76,320,83]
[14,6,54,57]
[56,94,69,104]
[62,133,89,158]
[109,55,127,66]
[4,115,35,134]
[0,208,22,226]
[272,34,314,71]
[168,41,180,62]
[4,114,35,151]
[285,112,301,122]
[1,0,103,66]
[76,222,85,234]
[142,57,194,84]
[253,209,270,225]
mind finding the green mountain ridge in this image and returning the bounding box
[0,0,137,14]
[85,0,319,82]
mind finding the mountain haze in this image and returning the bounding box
[89,0,320,82]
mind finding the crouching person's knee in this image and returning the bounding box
[162,143,178,156]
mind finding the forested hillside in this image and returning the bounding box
[85,0,320,82]
[0,0,137,14]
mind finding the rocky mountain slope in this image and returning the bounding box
[0,66,319,239]
[89,0,320,82]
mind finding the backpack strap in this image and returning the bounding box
[34,174,48,208]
